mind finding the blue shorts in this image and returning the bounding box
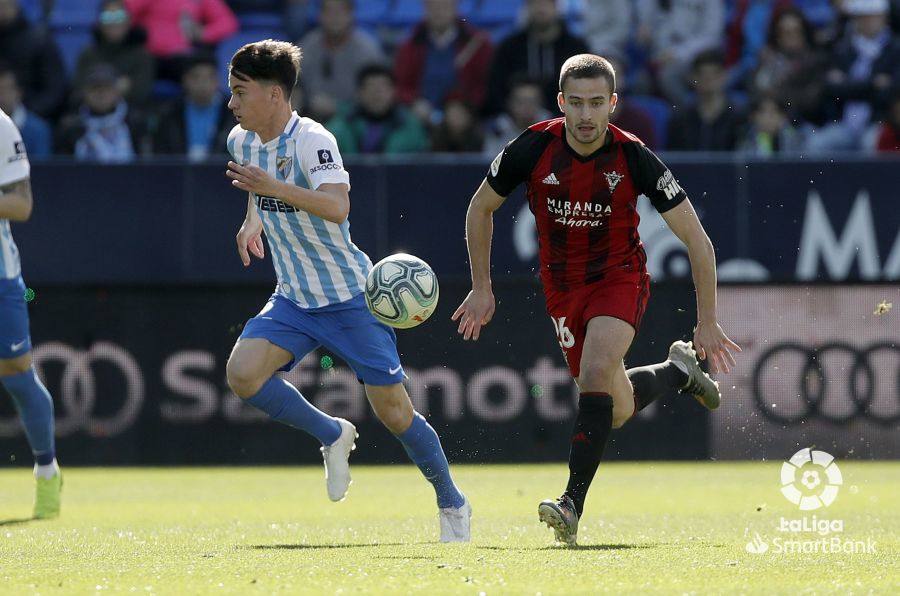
[240,292,405,386]
[0,276,31,360]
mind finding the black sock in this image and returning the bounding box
[627,361,689,412]
[563,392,614,517]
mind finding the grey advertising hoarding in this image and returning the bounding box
[712,285,900,460]
[0,281,706,465]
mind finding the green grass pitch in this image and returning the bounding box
[1,463,897,594]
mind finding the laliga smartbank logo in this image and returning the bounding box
[744,448,876,555]
[780,448,842,510]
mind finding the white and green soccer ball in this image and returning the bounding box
[364,253,439,329]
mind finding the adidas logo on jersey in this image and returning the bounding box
[542,173,560,185]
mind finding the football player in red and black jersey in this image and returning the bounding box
[452,54,741,546]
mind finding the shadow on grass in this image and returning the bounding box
[249,542,429,550]
[0,517,35,526]
[478,543,658,552]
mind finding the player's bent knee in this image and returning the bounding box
[375,404,413,434]
[225,357,266,399]
[578,360,618,391]
[368,388,414,434]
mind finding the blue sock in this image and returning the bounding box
[396,413,464,509]
[246,377,342,445]
[2,368,55,465]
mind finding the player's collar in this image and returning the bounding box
[257,112,301,146]
[284,112,300,137]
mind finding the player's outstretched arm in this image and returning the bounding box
[0,177,33,222]
[452,179,506,341]
[661,198,741,373]
[236,195,265,267]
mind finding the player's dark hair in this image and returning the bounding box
[230,39,302,98]
[357,63,394,87]
[692,48,725,72]
[559,54,615,95]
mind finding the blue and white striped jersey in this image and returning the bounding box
[227,112,372,309]
[0,109,28,280]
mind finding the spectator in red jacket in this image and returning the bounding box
[394,0,493,124]
[124,0,238,80]
[875,88,900,152]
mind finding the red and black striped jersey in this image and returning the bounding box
[486,118,687,293]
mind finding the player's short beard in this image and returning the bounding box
[566,119,603,146]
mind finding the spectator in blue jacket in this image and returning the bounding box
[0,63,52,157]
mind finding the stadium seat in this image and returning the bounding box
[458,0,477,20]
[49,0,102,28]
[350,0,390,27]
[303,0,390,27]
[17,0,43,23]
[237,12,283,30]
[474,0,523,26]
[627,95,673,149]
[386,0,477,26]
[387,0,424,26]
[52,27,94,76]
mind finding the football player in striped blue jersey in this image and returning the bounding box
[223,40,470,542]
[0,109,60,518]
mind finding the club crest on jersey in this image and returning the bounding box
[276,156,292,179]
[604,171,623,193]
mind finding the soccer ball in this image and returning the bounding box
[365,253,439,329]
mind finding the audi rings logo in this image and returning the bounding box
[0,342,144,438]
[780,448,842,510]
[753,342,900,426]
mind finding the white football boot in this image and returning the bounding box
[538,495,579,546]
[439,495,472,543]
[320,418,357,502]
[668,340,721,409]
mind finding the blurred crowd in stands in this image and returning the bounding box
[2,0,900,161]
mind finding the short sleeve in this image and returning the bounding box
[624,142,687,213]
[485,129,540,197]
[300,123,350,190]
[226,124,242,161]
[0,112,30,188]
